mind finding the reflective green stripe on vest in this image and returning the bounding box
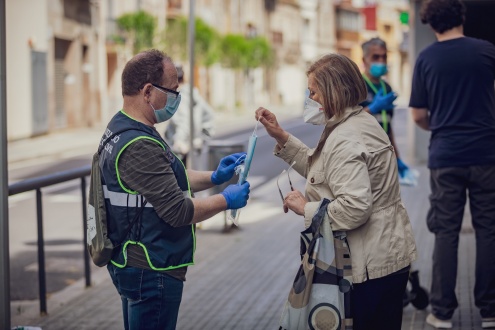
[109,135,196,271]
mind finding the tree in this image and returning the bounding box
[163,18,273,108]
[116,11,157,54]
[220,34,273,108]
[220,34,272,70]
[164,17,220,67]
[163,17,221,102]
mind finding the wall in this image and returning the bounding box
[6,0,48,140]
[409,0,434,164]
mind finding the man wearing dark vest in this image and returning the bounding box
[360,37,411,181]
[100,49,250,330]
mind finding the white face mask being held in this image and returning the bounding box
[303,96,326,125]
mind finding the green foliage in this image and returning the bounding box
[108,34,125,45]
[163,17,188,60]
[220,34,249,69]
[117,11,157,54]
[163,17,273,70]
[220,34,273,70]
[196,18,221,66]
[164,17,220,67]
[245,36,273,68]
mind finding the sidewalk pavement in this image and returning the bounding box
[8,106,484,329]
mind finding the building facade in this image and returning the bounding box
[6,0,340,141]
[7,0,107,140]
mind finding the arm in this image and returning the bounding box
[190,194,226,223]
[187,151,247,191]
[119,139,195,227]
[256,107,312,177]
[189,180,250,224]
[365,92,397,114]
[274,134,312,179]
[305,137,373,231]
[119,140,247,227]
[187,169,215,192]
[256,107,290,149]
[388,126,400,158]
[409,56,430,131]
[411,107,430,131]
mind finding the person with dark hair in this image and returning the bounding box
[410,0,495,328]
[360,37,413,185]
[98,49,250,330]
[257,53,417,330]
[164,65,215,165]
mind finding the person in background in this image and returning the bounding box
[99,49,250,330]
[360,37,411,182]
[164,65,215,165]
[256,53,417,330]
[410,0,495,328]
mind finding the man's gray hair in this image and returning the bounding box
[362,38,387,57]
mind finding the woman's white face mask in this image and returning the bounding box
[303,96,326,125]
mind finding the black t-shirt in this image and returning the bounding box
[409,37,495,168]
[360,78,394,135]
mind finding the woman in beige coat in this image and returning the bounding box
[256,54,417,330]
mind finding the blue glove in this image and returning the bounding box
[221,182,250,209]
[368,91,397,114]
[397,158,409,177]
[211,152,247,185]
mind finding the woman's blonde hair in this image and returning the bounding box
[307,53,367,118]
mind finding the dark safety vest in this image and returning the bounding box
[99,110,195,270]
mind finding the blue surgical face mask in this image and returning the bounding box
[370,63,388,78]
[150,86,182,123]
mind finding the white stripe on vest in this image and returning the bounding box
[102,185,189,208]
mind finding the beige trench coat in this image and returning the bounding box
[275,106,417,284]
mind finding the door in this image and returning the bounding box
[31,51,48,136]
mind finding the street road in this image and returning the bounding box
[7,117,323,301]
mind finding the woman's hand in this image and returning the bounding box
[255,107,289,147]
[283,190,308,216]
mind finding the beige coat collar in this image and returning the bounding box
[311,106,363,159]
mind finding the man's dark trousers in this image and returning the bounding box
[427,165,495,320]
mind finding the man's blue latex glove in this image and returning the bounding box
[211,152,247,185]
[368,90,397,114]
[397,158,409,177]
[221,181,250,209]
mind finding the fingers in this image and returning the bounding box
[231,152,247,158]
[241,181,251,191]
[385,92,398,102]
[255,107,269,120]
[255,107,275,125]
[282,190,306,216]
[222,152,247,166]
